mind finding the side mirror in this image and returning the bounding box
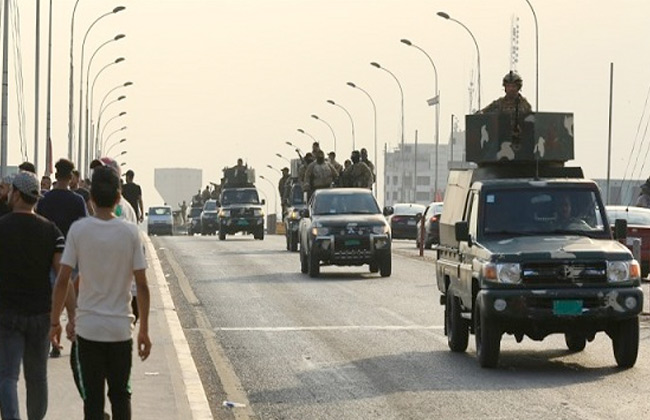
[455,221,470,242]
[383,206,394,216]
[300,208,310,218]
[614,218,628,240]
[261,199,266,205]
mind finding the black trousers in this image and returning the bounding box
[76,335,132,420]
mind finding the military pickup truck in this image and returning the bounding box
[436,112,643,368]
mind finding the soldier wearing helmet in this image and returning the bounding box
[480,71,532,138]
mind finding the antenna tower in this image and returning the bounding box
[510,15,520,71]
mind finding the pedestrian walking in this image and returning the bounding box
[50,165,151,420]
[122,169,144,224]
[0,171,67,420]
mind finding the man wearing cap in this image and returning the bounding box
[122,169,144,223]
[0,171,67,419]
[636,178,650,208]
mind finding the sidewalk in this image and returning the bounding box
[18,235,213,419]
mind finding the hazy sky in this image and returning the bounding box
[5,0,650,207]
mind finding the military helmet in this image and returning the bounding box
[502,71,523,88]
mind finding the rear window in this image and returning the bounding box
[394,204,425,215]
[607,208,650,226]
[150,207,171,216]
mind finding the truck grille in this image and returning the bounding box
[230,208,255,217]
[522,261,607,285]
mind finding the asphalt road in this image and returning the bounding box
[152,234,650,420]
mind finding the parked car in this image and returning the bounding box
[147,205,173,236]
[187,206,203,235]
[606,205,650,277]
[298,188,393,277]
[386,203,426,240]
[200,199,219,235]
[416,201,444,249]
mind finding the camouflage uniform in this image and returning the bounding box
[340,161,373,189]
[304,161,338,191]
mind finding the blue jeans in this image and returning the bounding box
[0,313,50,420]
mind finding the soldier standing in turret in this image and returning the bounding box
[480,71,532,140]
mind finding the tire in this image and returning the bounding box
[286,234,290,251]
[424,241,432,250]
[564,333,586,352]
[379,253,392,277]
[254,229,264,240]
[446,292,469,352]
[300,246,308,274]
[219,231,226,240]
[290,232,298,252]
[612,317,639,368]
[308,249,320,278]
[369,262,379,273]
[475,298,501,368]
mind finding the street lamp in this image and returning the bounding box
[105,138,126,156]
[266,164,281,175]
[400,38,441,199]
[347,81,378,197]
[99,111,126,145]
[371,61,406,202]
[297,128,317,143]
[437,11,481,110]
[67,0,82,160]
[310,114,336,153]
[258,175,278,216]
[96,95,126,156]
[87,56,125,166]
[275,153,291,164]
[101,126,127,156]
[111,150,127,159]
[326,99,356,151]
[77,5,126,169]
[523,0,539,111]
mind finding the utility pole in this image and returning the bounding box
[1,0,10,178]
[34,0,41,172]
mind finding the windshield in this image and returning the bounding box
[151,207,171,216]
[481,188,608,237]
[394,203,426,215]
[221,189,260,205]
[189,207,202,217]
[203,200,217,211]
[313,192,380,215]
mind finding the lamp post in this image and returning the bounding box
[96,95,125,156]
[371,61,405,202]
[297,128,317,143]
[105,138,126,156]
[437,11,481,110]
[310,114,336,153]
[258,175,278,216]
[400,38,441,199]
[347,81,378,197]
[67,0,82,160]
[87,56,125,167]
[111,150,127,160]
[101,126,127,155]
[326,99,356,151]
[266,164,281,175]
[99,111,126,145]
[92,81,131,157]
[77,5,126,170]
[523,0,539,111]
[275,153,291,164]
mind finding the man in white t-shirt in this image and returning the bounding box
[50,166,151,419]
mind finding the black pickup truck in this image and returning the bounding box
[217,187,265,240]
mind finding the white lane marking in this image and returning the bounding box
[145,237,213,420]
[216,325,445,332]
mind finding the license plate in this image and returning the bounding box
[345,239,360,246]
[407,220,416,225]
[553,300,583,316]
[237,219,249,226]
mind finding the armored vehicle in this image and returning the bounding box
[436,112,643,368]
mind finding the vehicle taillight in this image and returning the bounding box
[430,216,438,223]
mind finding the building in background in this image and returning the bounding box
[383,129,465,206]
[154,168,202,211]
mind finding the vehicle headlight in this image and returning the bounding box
[290,210,300,220]
[372,224,390,235]
[254,209,264,217]
[483,262,521,284]
[219,209,230,217]
[311,226,330,236]
[607,260,640,282]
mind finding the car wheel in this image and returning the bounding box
[369,262,379,273]
[219,231,226,240]
[446,292,469,352]
[379,253,392,277]
[300,245,308,274]
[290,232,299,252]
[612,317,639,368]
[254,227,264,240]
[564,333,587,352]
[308,249,320,278]
[475,298,501,368]
[286,234,290,250]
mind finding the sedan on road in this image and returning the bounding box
[387,203,426,240]
[299,188,393,277]
[416,201,444,249]
[147,205,174,236]
[606,205,650,276]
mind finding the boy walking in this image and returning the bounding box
[51,166,151,420]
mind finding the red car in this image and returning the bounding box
[606,205,650,277]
